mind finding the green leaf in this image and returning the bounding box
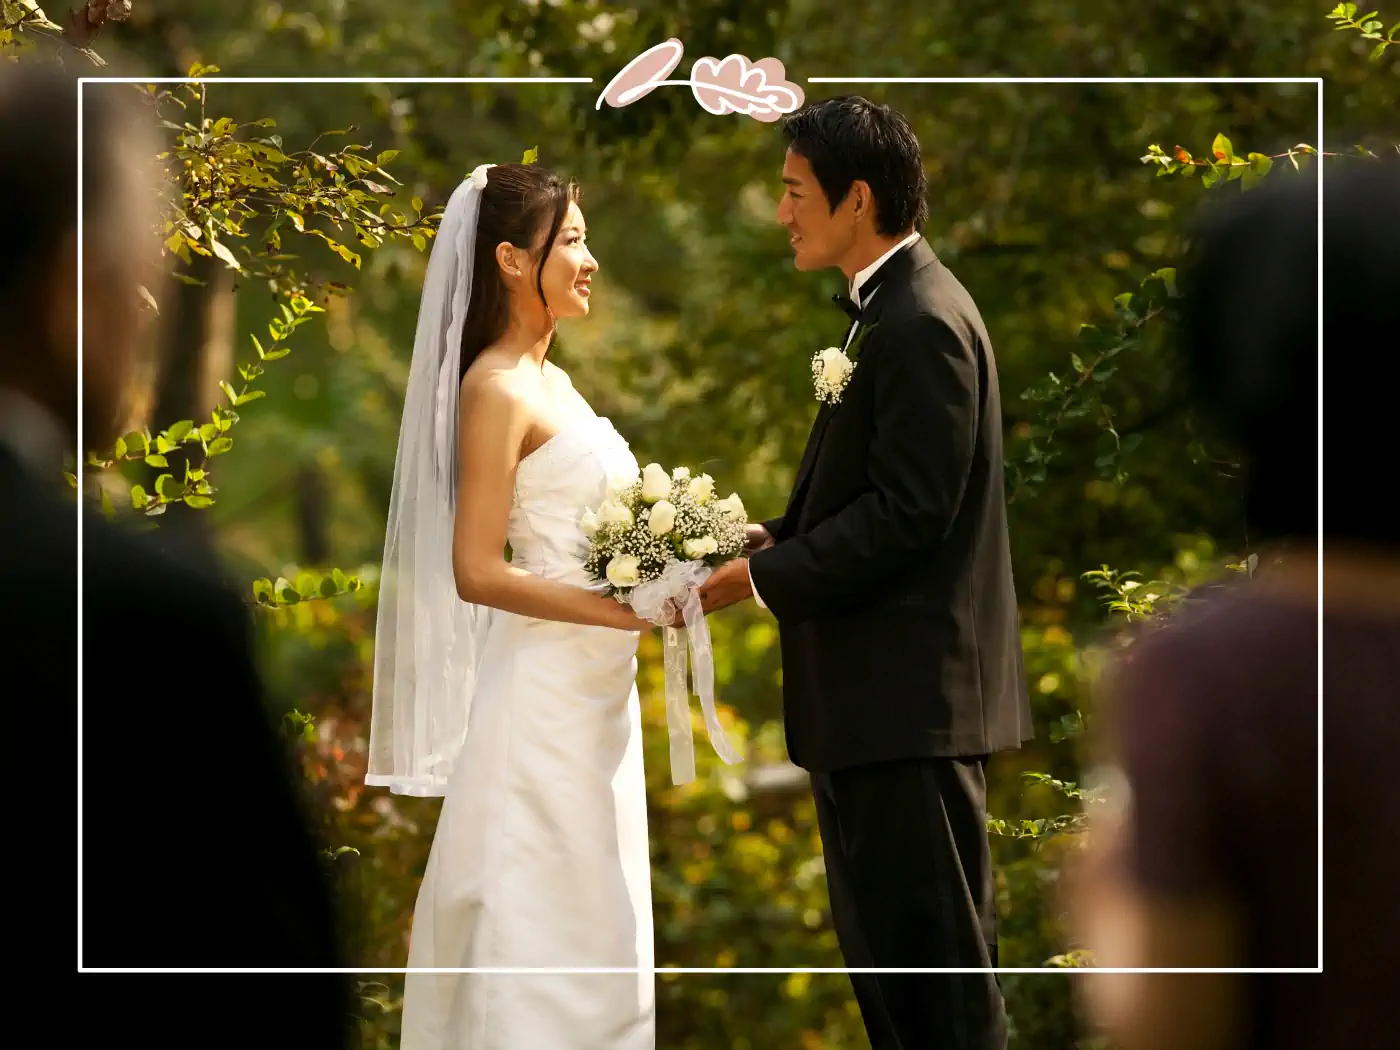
[234,390,267,406]
[411,196,423,213]
[252,578,275,604]
[210,237,243,272]
[166,420,195,443]
[130,484,147,510]
[376,149,400,167]
[274,577,300,604]
[144,454,169,468]
[182,495,214,509]
[1210,132,1233,161]
[522,146,539,165]
[1069,353,1087,374]
[412,232,427,253]
[332,567,349,590]
[1121,433,1143,454]
[297,571,321,598]
[207,436,234,456]
[154,473,177,498]
[199,423,219,442]
[1201,163,1224,188]
[219,379,239,404]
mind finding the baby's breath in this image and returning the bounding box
[583,464,749,600]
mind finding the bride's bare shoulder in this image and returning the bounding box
[542,359,575,388]
[460,353,532,424]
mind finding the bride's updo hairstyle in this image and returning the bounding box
[459,162,580,378]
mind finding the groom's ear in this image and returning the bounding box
[848,180,874,224]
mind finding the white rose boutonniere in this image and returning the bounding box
[811,322,876,405]
[812,346,855,404]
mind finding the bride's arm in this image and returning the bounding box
[451,373,650,631]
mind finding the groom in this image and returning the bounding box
[700,95,1032,1049]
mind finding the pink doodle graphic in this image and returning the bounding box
[596,38,804,123]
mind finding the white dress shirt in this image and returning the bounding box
[750,231,922,610]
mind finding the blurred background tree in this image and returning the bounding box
[20,2,1390,1047]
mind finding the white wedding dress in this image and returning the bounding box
[399,410,655,1050]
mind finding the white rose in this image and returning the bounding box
[597,500,634,530]
[687,473,715,505]
[682,536,719,559]
[605,553,641,589]
[648,499,677,536]
[671,466,691,482]
[579,507,600,538]
[640,462,671,503]
[715,493,746,521]
[818,346,854,387]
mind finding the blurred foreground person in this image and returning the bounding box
[0,63,349,1033]
[1071,160,1399,1050]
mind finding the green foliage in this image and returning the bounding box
[1328,2,1400,59]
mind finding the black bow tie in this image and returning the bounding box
[832,293,862,323]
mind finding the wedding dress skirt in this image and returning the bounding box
[400,413,655,1050]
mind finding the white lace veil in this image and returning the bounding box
[365,167,496,796]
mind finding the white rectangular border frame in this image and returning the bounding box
[76,72,1321,980]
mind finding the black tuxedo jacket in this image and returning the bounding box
[749,238,1033,773]
[2,446,349,1039]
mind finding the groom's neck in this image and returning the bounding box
[840,230,914,282]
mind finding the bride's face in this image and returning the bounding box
[533,201,597,319]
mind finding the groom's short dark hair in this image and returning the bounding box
[781,95,928,237]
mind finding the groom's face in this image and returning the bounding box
[777,148,854,272]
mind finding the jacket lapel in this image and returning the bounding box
[779,238,935,526]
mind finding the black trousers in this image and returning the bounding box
[812,756,1008,1050]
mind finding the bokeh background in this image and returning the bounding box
[27,2,1392,1047]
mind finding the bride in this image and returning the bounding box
[366,161,660,1049]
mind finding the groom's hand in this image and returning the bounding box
[699,558,753,614]
[745,524,774,553]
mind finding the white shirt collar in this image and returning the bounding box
[850,230,921,308]
[0,386,71,480]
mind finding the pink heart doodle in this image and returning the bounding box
[595,39,805,123]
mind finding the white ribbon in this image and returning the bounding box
[630,560,745,785]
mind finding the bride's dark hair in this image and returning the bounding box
[459,162,580,379]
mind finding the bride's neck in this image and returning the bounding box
[500,308,556,370]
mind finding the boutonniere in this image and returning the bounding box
[811,323,876,405]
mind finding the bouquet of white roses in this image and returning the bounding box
[581,462,747,603]
[579,462,747,784]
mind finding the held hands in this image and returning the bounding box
[698,556,754,615]
[745,523,774,554]
[697,523,771,614]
